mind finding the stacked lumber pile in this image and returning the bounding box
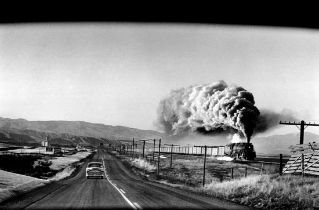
[283,142,319,176]
[289,142,319,154]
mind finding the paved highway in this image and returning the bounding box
[0,149,254,209]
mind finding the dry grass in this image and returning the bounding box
[120,153,318,209]
[201,174,319,209]
[159,156,268,185]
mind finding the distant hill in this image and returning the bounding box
[0,117,166,147]
[0,117,165,139]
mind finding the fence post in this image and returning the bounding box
[153,139,156,161]
[170,144,173,168]
[157,139,161,176]
[142,140,145,158]
[245,167,247,177]
[202,146,207,187]
[132,138,135,158]
[279,154,283,175]
[260,163,264,175]
[231,167,234,179]
[301,153,304,177]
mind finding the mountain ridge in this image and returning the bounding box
[1,117,319,155]
[0,117,165,139]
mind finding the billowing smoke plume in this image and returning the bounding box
[157,81,260,142]
[255,109,297,133]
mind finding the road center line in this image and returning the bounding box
[102,158,137,210]
[133,202,142,209]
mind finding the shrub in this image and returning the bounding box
[131,158,156,172]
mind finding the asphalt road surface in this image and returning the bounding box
[0,149,254,209]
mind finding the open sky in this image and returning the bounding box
[1,23,319,136]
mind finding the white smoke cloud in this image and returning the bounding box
[231,133,246,143]
[157,80,260,142]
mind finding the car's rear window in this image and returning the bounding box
[88,163,103,168]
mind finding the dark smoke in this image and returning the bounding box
[156,81,260,141]
[254,109,297,134]
[196,126,239,136]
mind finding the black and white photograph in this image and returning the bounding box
[0,7,318,210]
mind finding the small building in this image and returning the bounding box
[53,147,62,155]
[46,146,62,155]
[41,140,48,147]
[76,145,87,151]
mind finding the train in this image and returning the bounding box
[114,140,257,161]
[224,142,256,160]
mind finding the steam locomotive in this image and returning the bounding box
[224,142,256,160]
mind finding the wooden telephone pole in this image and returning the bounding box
[138,139,153,158]
[117,140,131,154]
[153,139,156,161]
[279,120,319,144]
[131,138,138,158]
[157,139,161,176]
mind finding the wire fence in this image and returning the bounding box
[108,142,287,187]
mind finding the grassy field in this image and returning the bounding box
[149,153,284,184]
[117,152,284,185]
[200,174,319,209]
[115,152,318,209]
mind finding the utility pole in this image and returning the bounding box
[138,139,152,158]
[157,139,161,176]
[117,140,131,155]
[132,138,136,158]
[164,144,179,168]
[279,120,319,144]
[153,139,156,161]
[195,145,215,187]
[19,136,22,153]
[203,146,207,186]
[142,140,145,158]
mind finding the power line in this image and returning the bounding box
[279,120,319,144]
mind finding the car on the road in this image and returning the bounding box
[86,162,105,179]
